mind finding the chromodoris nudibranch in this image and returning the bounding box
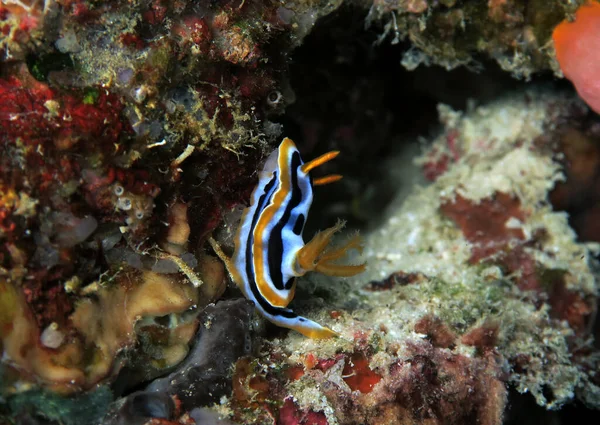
[211,137,366,338]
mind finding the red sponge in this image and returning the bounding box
[553,1,600,114]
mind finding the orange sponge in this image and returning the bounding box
[553,1,600,114]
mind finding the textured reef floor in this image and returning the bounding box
[214,89,600,425]
[1,1,600,425]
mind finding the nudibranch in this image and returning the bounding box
[210,137,366,338]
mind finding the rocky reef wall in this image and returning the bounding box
[1,1,599,424]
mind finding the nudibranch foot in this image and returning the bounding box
[297,220,366,277]
[208,236,339,339]
[265,308,339,339]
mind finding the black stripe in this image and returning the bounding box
[284,277,295,289]
[293,214,305,235]
[268,152,303,291]
[245,169,297,319]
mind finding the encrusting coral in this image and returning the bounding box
[1,269,198,393]
[365,89,599,410]
[364,0,587,79]
[0,0,320,402]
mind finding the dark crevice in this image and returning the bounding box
[279,4,561,233]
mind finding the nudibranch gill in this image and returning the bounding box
[211,137,366,338]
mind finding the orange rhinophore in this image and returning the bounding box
[553,1,600,114]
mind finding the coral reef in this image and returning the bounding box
[1,0,337,407]
[364,0,586,79]
[1,0,599,424]
[215,90,600,424]
[372,90,599,409]
[1,266,201,422]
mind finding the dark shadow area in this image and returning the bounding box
[506,390,600,425]
[279,4,560,233]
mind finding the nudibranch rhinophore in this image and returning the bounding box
[210,137,366,338]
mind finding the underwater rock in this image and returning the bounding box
[549,115,600,242]
[365,0,582,79]
[51,213,98,248]
[2,0,339,404]
[104,394,243,425]
[365,89,598,410]
[1,1,599,424]
[102,391,175,425]
[189,407,240,425]
[102,299,253,424]
[145,299,255,409]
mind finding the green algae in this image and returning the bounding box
[83,88,100,105]
[26,53,74,82]
[7,387,113,425]
[420,277,508,332]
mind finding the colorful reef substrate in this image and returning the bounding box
[1,1,600,425]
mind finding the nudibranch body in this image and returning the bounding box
[212,138,365,338]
